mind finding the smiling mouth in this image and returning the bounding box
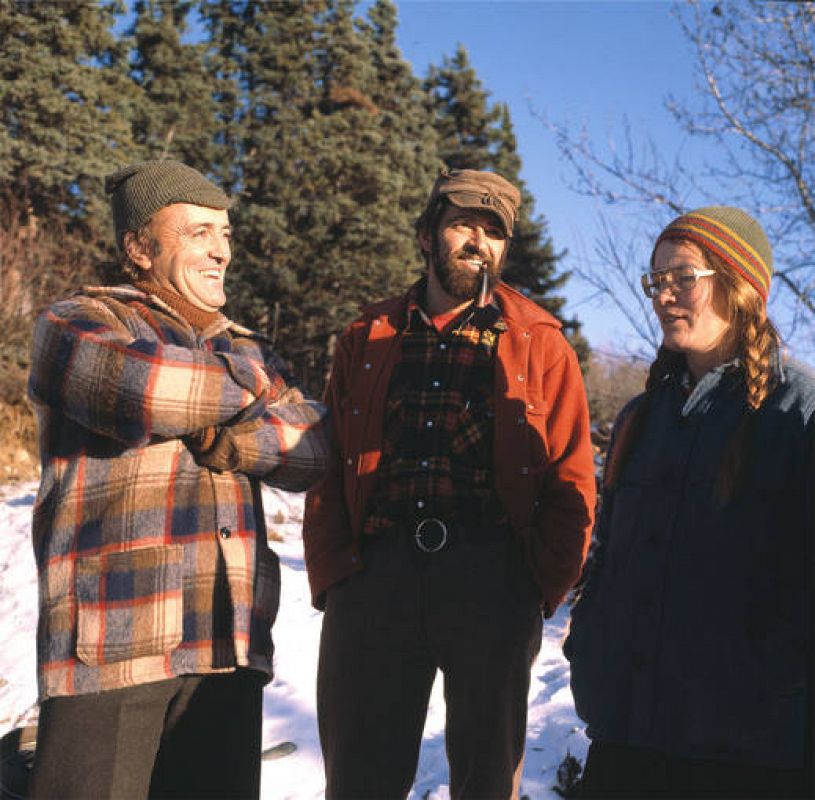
[199,269,223,281]
[458,256,487,272]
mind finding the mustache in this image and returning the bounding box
[454,244,493,266]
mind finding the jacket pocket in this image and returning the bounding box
[75,545,184,666]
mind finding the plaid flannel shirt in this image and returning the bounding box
[28,285,329,701]
[363,299,506,532]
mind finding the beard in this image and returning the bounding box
[431,240,503,303]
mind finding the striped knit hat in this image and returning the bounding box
[653,206,773,302]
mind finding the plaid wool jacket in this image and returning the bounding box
[28,285,329,701]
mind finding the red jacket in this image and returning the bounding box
[303,281,596,616]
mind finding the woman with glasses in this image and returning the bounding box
[565,206,814,798]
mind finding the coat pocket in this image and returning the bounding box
[75,545,184,666]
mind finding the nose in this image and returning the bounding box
[211,234,230,264]
[653,281,677,302]
[468,225,488,250]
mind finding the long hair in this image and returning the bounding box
[604,242,780,504]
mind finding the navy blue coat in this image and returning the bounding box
[565,357,815,769]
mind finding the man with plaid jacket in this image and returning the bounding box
[303,169,596,799]
[26,160,329,799]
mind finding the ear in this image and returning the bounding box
[417,227,431,255]
[123,231,153,273]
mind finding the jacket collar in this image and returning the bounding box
[361,278,562,333]
[78,284,266,341]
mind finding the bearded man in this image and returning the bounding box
[303,168,596,799]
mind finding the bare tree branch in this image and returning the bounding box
[537,0,815,356]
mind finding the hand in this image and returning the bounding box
[189,419,264,473]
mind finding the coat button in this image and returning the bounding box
[219,526,231,539]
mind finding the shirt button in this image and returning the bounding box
[346,457,353,466]
[416,500,425,509]
[523,331,531,338]
[421,460,429,468]
[520,466,529,475]
[439,343,447,350]
[517,374,524,382]
[364,362,372,370]
[432,380,441,389]
[219,526,231,539]
[352,408,360,415]
[516,417,525,425]
[426,420,434,428]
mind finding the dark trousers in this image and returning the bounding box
[28,669,265,800]
[580,740,813,799]
[317,530,543,800]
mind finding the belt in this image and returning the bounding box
[396,517,511,554]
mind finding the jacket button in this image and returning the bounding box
[520,466,529,475]
[352,408,360,415]
[346,457,353,466]
[219,526,231,539]
[364,362,372,370]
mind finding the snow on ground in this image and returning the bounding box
[0,483,589,799]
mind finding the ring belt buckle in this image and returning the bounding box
[414,518,448,553]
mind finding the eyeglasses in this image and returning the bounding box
[640,266,716,298]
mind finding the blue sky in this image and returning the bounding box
[386,0,707,354]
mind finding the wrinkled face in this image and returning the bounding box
[127,203,232,311]
[421,205,508,303]
[652,239,731,362]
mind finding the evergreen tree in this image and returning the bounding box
[205,0,440,392]
[492,103,588,360]
[424,46,587,362]
[423,44,499,170]
[0,0,138,236]
[360,0,441,233]
[127,0,218,172]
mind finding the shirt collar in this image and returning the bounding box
[406,277,505,334]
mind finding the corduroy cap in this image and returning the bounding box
[105,160,231,250]
[653,206,773,302]
[428,168,521,236]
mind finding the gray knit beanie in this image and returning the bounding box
[105,160,231,251]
